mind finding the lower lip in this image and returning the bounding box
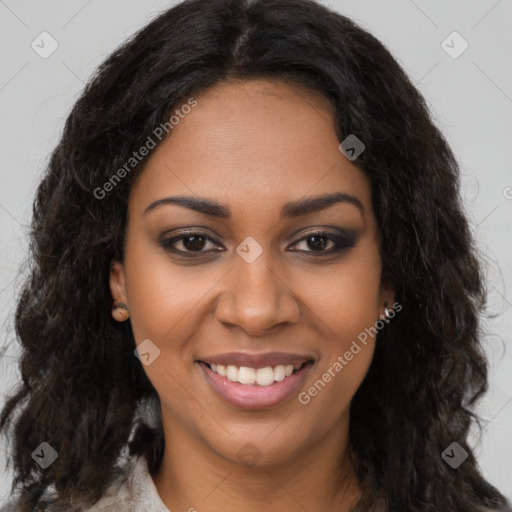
[198,361,314,410]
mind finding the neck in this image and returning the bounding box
[152,410,361,512]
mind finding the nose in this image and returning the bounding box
[214,251,300,336]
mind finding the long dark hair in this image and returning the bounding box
[1,0,510,510]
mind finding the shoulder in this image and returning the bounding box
[65,454,140,511]
[0,454,144,512]
[77,454,169,511]
[65,454,169,511]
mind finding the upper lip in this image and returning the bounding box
[198,351,314,368]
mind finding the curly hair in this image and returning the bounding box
[1,0,510,510]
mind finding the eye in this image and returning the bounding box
[159,231,222,257]
[289,230,357,255]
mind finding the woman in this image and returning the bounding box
[0,0,510,510]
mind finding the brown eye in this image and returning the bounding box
[180,234,208,251]
[302,234,333,251]
[160,232,222,256]
[290,231,357,255]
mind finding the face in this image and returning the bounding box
[110,78,393,468]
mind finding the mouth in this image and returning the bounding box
[196,355,315,410]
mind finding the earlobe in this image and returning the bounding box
[109,260,129,321]
[379,279,396,320]
[112,302,130,322]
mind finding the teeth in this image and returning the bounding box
[274,365,285,382]
[255,366,275,386]
[209,363,304,386]
[238,367,256,384]
[226,365,239,382]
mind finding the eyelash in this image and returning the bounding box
[159,230,357,258]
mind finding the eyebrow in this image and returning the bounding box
[143,192,364,219]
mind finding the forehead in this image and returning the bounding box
[129,79,372,220]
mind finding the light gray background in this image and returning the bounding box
[0,0,511,505]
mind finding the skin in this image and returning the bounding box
[110,78,394,511]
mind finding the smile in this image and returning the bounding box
[208,362,307,386]
[197,359,314,410]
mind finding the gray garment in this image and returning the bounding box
[0,455,170,512]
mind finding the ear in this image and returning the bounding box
[378,277,396,318]
[109,260,128,320]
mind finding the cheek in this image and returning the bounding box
[122,240,206,424]
[295,297,379,435]
[123,235,208,344]
[121,237,203,394]
[305,248,383,343]
[296,249,382,404]
[122,235,241,419]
